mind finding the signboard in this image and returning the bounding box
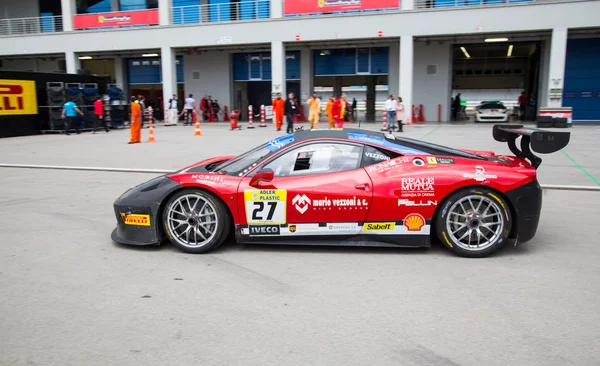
[0,80,38,116]
[284,0,399,15]
[539,107,573,125]
[73,9,159,29]
[265,106,273,120]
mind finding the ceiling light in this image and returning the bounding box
[78,56,93,60]
[142,53,159,57]
[507,44,513,57]
[460,47,471,59]
[485,38,509,43]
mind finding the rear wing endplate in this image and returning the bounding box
[492,124,570,169]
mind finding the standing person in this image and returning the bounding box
[168,94,178,124]
[284,92,297,134]
[452,93,461,121]
[61,99,84,135]
[138,95,146,128]
[212,99,221,121]
[272,93,285,131]
[326,96,335,128]
[129,96,142,144]
[307,93,321,130]
[93,96,109,133]
[518,91,528,121]
[395,96,405,132]
[206,96,213,121]
[332,93,348,128]
[384,94,397,129]
[184,94,195,126]
[351,97,357,121]
[199,95,207,122]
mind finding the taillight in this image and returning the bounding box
[516,168,537,181]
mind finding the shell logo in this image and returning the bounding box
[318,0,325,7]
[404,213,425,232]
[98,16,105,23]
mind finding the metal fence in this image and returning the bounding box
[171,1,270,25]
[0,15,63,36]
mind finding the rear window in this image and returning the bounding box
[479,103,505,109]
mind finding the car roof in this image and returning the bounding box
[291,127,487,159]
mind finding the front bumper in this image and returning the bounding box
[112,175,181,246]
[476,114,509,122]
[504,180,543,245]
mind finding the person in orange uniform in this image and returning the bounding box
[272,93,285,131]
[326,96,335,128]
[129,96,142,144]
[307,93,321,130]
[332,93,348,128]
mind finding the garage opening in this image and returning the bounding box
[452,41,541,121]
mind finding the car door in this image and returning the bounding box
[237,142,373,239]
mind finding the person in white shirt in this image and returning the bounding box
[384,94,397,131]
[184,94,195,126]
[167,94,178,125]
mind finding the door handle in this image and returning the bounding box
[355,183,370,191]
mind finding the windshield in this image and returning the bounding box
[479,103,505,109]
[211,143,272,175]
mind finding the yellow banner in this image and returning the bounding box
[0,80,38,116]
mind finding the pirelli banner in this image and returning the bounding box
[0,79,38,116]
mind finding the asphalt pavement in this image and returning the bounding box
[0,122,599,366]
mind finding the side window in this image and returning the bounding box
[361,145,399,167]
[264,143,362,177]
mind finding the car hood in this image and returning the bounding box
[176,155,236,174]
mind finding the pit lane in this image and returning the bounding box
[0,123,599,365]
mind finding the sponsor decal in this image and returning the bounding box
[427,157,455,165]
[404,214,425,232]
[398,199,438,207]
[287,223,320,232]
[463,166,497,182]
[244,189,287,224]
[191,174,224,185]
[249,225,280,236]
[347,131,428,155]
[292,194,311,214]
[73,9,159,29]
[363,222,395,231]
[365,152,390,161]
[288,224,297,233]
[266,134,295,152]
[328,223,359,231]
[401,178,435,198]
[0,80,38,115]
[121,213,150,226]
[311,196,369,211]
[366,156,409,173]
[285,0,399,16]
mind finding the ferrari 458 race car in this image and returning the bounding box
[112,125,570,257]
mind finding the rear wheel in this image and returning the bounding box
[162,189,230,254]
[435,188,512,258]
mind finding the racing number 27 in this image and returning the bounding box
[252,201,277,221]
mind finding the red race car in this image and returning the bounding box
[112,125,570,257]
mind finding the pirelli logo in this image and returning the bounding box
[121,213,150,226]
[0,80,38,116]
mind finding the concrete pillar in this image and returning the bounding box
[271,41,286,99]
[333,77,342,98]
[110,0,119,11]
[65,51,80,74]
[300,48,312,107]
[401,0,414,10]
[271,0,283,18]
[538,39,551,108]
[161,46,177,111]
[399,35,414,123]
[158,0,171,26]
[366,76,376,122]
[114,57,127,98]
[546,28,568,108]
[388,41,399,96]
[60,0,76,31]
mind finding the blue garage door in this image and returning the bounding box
[314,47,389,76]
[563,38,600,121]
[128,56,185,84]
[233,51,301,81]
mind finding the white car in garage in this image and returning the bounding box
[474,101,510,123]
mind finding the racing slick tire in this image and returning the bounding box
[162,189,231,254]
[435,187,512,258]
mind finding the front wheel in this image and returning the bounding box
[435,188,512,258]
[162,189,231,254]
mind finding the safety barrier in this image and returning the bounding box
[172,1,270,25]
[0,15,63,36]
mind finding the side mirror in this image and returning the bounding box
[249,168,274,187]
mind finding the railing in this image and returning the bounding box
[171,1,270,25]
[415,0,534,9]
[0,15,63,36]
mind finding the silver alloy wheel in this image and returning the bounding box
[167,194,218,248]
[445,195,504,252]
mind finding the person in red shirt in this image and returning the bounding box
[93,96,109,133]
[332,93,348,128]
[518,91,528,121]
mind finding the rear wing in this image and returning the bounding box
[492,124,570,169]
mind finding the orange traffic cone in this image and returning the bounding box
[147,121,156,142]
[194,120,202,136]
[381,111,388,131]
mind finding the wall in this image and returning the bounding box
[563,37,600,121]
[183,51,233,109]
[413,41,452,122]
[0,58,62,73]
[1,0,40,18]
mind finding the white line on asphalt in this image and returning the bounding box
[1,163,599,191]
